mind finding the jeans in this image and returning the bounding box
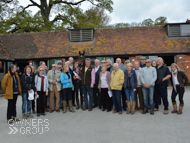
[124,88,135,101]
[22,92,31,114]
[112,90,122,112]
[82,85,93,108]
[142,86,154,110]
[155,85,169,110]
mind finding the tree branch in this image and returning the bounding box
[23,0,41,11]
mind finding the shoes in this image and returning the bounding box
[41,113,46,116]
[154,108,159,111]
[22,114,27,119]
[37,113,40,117]
[112,110,118,113]
[150,109,154,115]
[139,110,143,113]
[177,104,184,115]
[12,117,20,122]
[126,101,131,114]
[7,119,13,124]
[45,108,49,112]
[93,105,97,108]
[107,110,111,112]
[50,110,54,113]
[82,107,88,111]
[26,113,33,118]
[102,108,106,111]
[164,110,169,114]
[69,100,75,112]
[171,102,178,113]
[32,111,36,114]
[142,109,148,114]
[55,109,60,112]
[63,100,67,113]
[88,108,93,111]
[118,111,122,115]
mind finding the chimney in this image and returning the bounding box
[186,19,190,23]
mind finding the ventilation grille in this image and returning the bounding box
[69,29,94,42]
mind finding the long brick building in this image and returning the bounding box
[0,21,190,84]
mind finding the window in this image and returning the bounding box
[69,29,94,42]
[166,24,190,37]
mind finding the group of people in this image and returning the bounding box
[1,56,189,124]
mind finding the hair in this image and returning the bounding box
[69,57,74,60]
[134,61,140,64]
[127,63,133,70]
[39,61,45,66]
[113,63,119,67]
[74,62,78,65]
[31,66,36,74]
[171,63,181,71]
[95,59,100,63]
[65,61,70,65]
[85,58,91,62]
[125,60,130,62]
[24,65,32,73]
[101,64,107,69]
[37,66,45,73]
[106,59,112,64]
[116,58,121,61]
[62,64,69,73]
[151,60,157,66]
[9,64,16,72]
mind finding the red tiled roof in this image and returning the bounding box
[0,26,190,60]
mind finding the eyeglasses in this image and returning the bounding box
[101,62,105,63]
[40,70,44,71]
[146,62,150,63]
[125,62,129,64]
[52,66,56,67]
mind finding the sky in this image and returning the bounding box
[18,0,190,24]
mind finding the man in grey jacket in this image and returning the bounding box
[141,59,157,115]
[47,64,62,112]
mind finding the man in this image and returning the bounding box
[154,57,171,114]
[111,58,127,111]
[140,56,146,68]
[141,59,157,115]
[16,66,22,77]
[134,61,144,112]
[37,61,48,75]
[124,60,130,67]
[101,60,106,66]
[110,63,124,114]
[69,57,74,71]
[93,59,101,109]
[57,62,62,72]
[106,59,112,72]
[81,58,95,111]
[47,64,62,113]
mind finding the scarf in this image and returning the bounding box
[172,69,178,92]
[66,72,70,79]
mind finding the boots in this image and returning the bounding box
[76,96,80,109]
[177,104,184,115]
[171,102,177,113]
[131,101,136,115]
[80,95,84,109]
[63,100,67,113]
[69,100,75,112]
[126,101,131,114]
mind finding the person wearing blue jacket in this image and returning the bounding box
[60,65,75,113]
[124,63,137,115]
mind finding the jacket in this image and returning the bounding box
[98,71,111,91]
[170,71,189,87]
[110,69,124,90]
[134,68,142,87]
[95,66,101,87]
[60,72,74,89]
[21,73,36,93]
[47,70,62,91]
[1,71,22,99]
[35,74,49,92]
[123,70,137,90]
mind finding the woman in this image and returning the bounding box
[73,62,83,109]
[61,65,75,113]
[124,63,137,115]
[35,66,49,117]
[31,66,36,114]
[98,65,112,112]
[170,63,189,115]
[21,66,36,119]
[1,64,22,124]
[151,60,157,67]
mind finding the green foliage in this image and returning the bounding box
[154,16,167,25]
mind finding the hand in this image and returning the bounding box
[147,83,151,88]
[72,88,74,91]
[69,79,71,82]
[98,86,100,89]
[76,76,80,79]
[162,78,165,81]
[143,83,147,88]
[133,89,136,92]
[108,89,111,91]
[45,92,48,96]
[28,89,32,93]
[90,84,94,88]
[34,92,37,96]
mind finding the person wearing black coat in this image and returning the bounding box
[170,63,189,115]
[21,66,36,119]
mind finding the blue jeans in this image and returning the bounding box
[142,86,154,110]
[22,92,31,114]
[124,88,135,101]
[82,85,93,108]
[112,90,122,112]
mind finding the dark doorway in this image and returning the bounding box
[16,61,29,73]
[161,56,174,66]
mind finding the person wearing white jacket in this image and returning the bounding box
[35,66,49,117]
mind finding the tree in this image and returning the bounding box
[141,18,154,26]
[2,0,113,31]
[114,23,130,28]
[154,16,167,25]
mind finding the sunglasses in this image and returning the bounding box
[40,70,44,71]
[125,62,129,64]
[146,62,150,63]
[101,62,105,63]
[52,66,56,67]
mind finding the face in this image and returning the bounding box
[95,60,100,67]
[65,66,69,72]
[85,60,91,67]
[66,62,70,66]
[127,65,132,71]
[101,61,105,66]
[74,63,78,69]
[171,65,177,71]
[146,60,151,67]
[113,65,119,71]
[41,62,46,67]
[102,67,106,73]
[69,58,73,65]
[157,58,163,65]
[57,63,62,68]
[134,62,139,69]
[106,60,110,66]
[32,67,35,73]
[152,61,157,67]
[26,67,31,74]
[52,64,56,70]
[125,61,129,66]
[17,67,19,70]
[140,59,146,65]
[39,68,44,74]
[12,65,17,72]
[116,59,121,66]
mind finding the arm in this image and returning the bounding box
[118,71,124,85]
[150,68,157,86]
[140,69,145,85]
[60,73,70,84]
[91,68,95,85]
[107,72,111,90]
[45,77,49,92]
[56,72,61,83]
[1,74,8,91]
[21,74,31,91]
[47,71,53,83]
[98,72,101,88]
[134,71,137,89]
[163,68,171,81]
[32,75,37,92]
[182,72,189,86]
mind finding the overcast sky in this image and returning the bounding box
[19,0,190,24]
